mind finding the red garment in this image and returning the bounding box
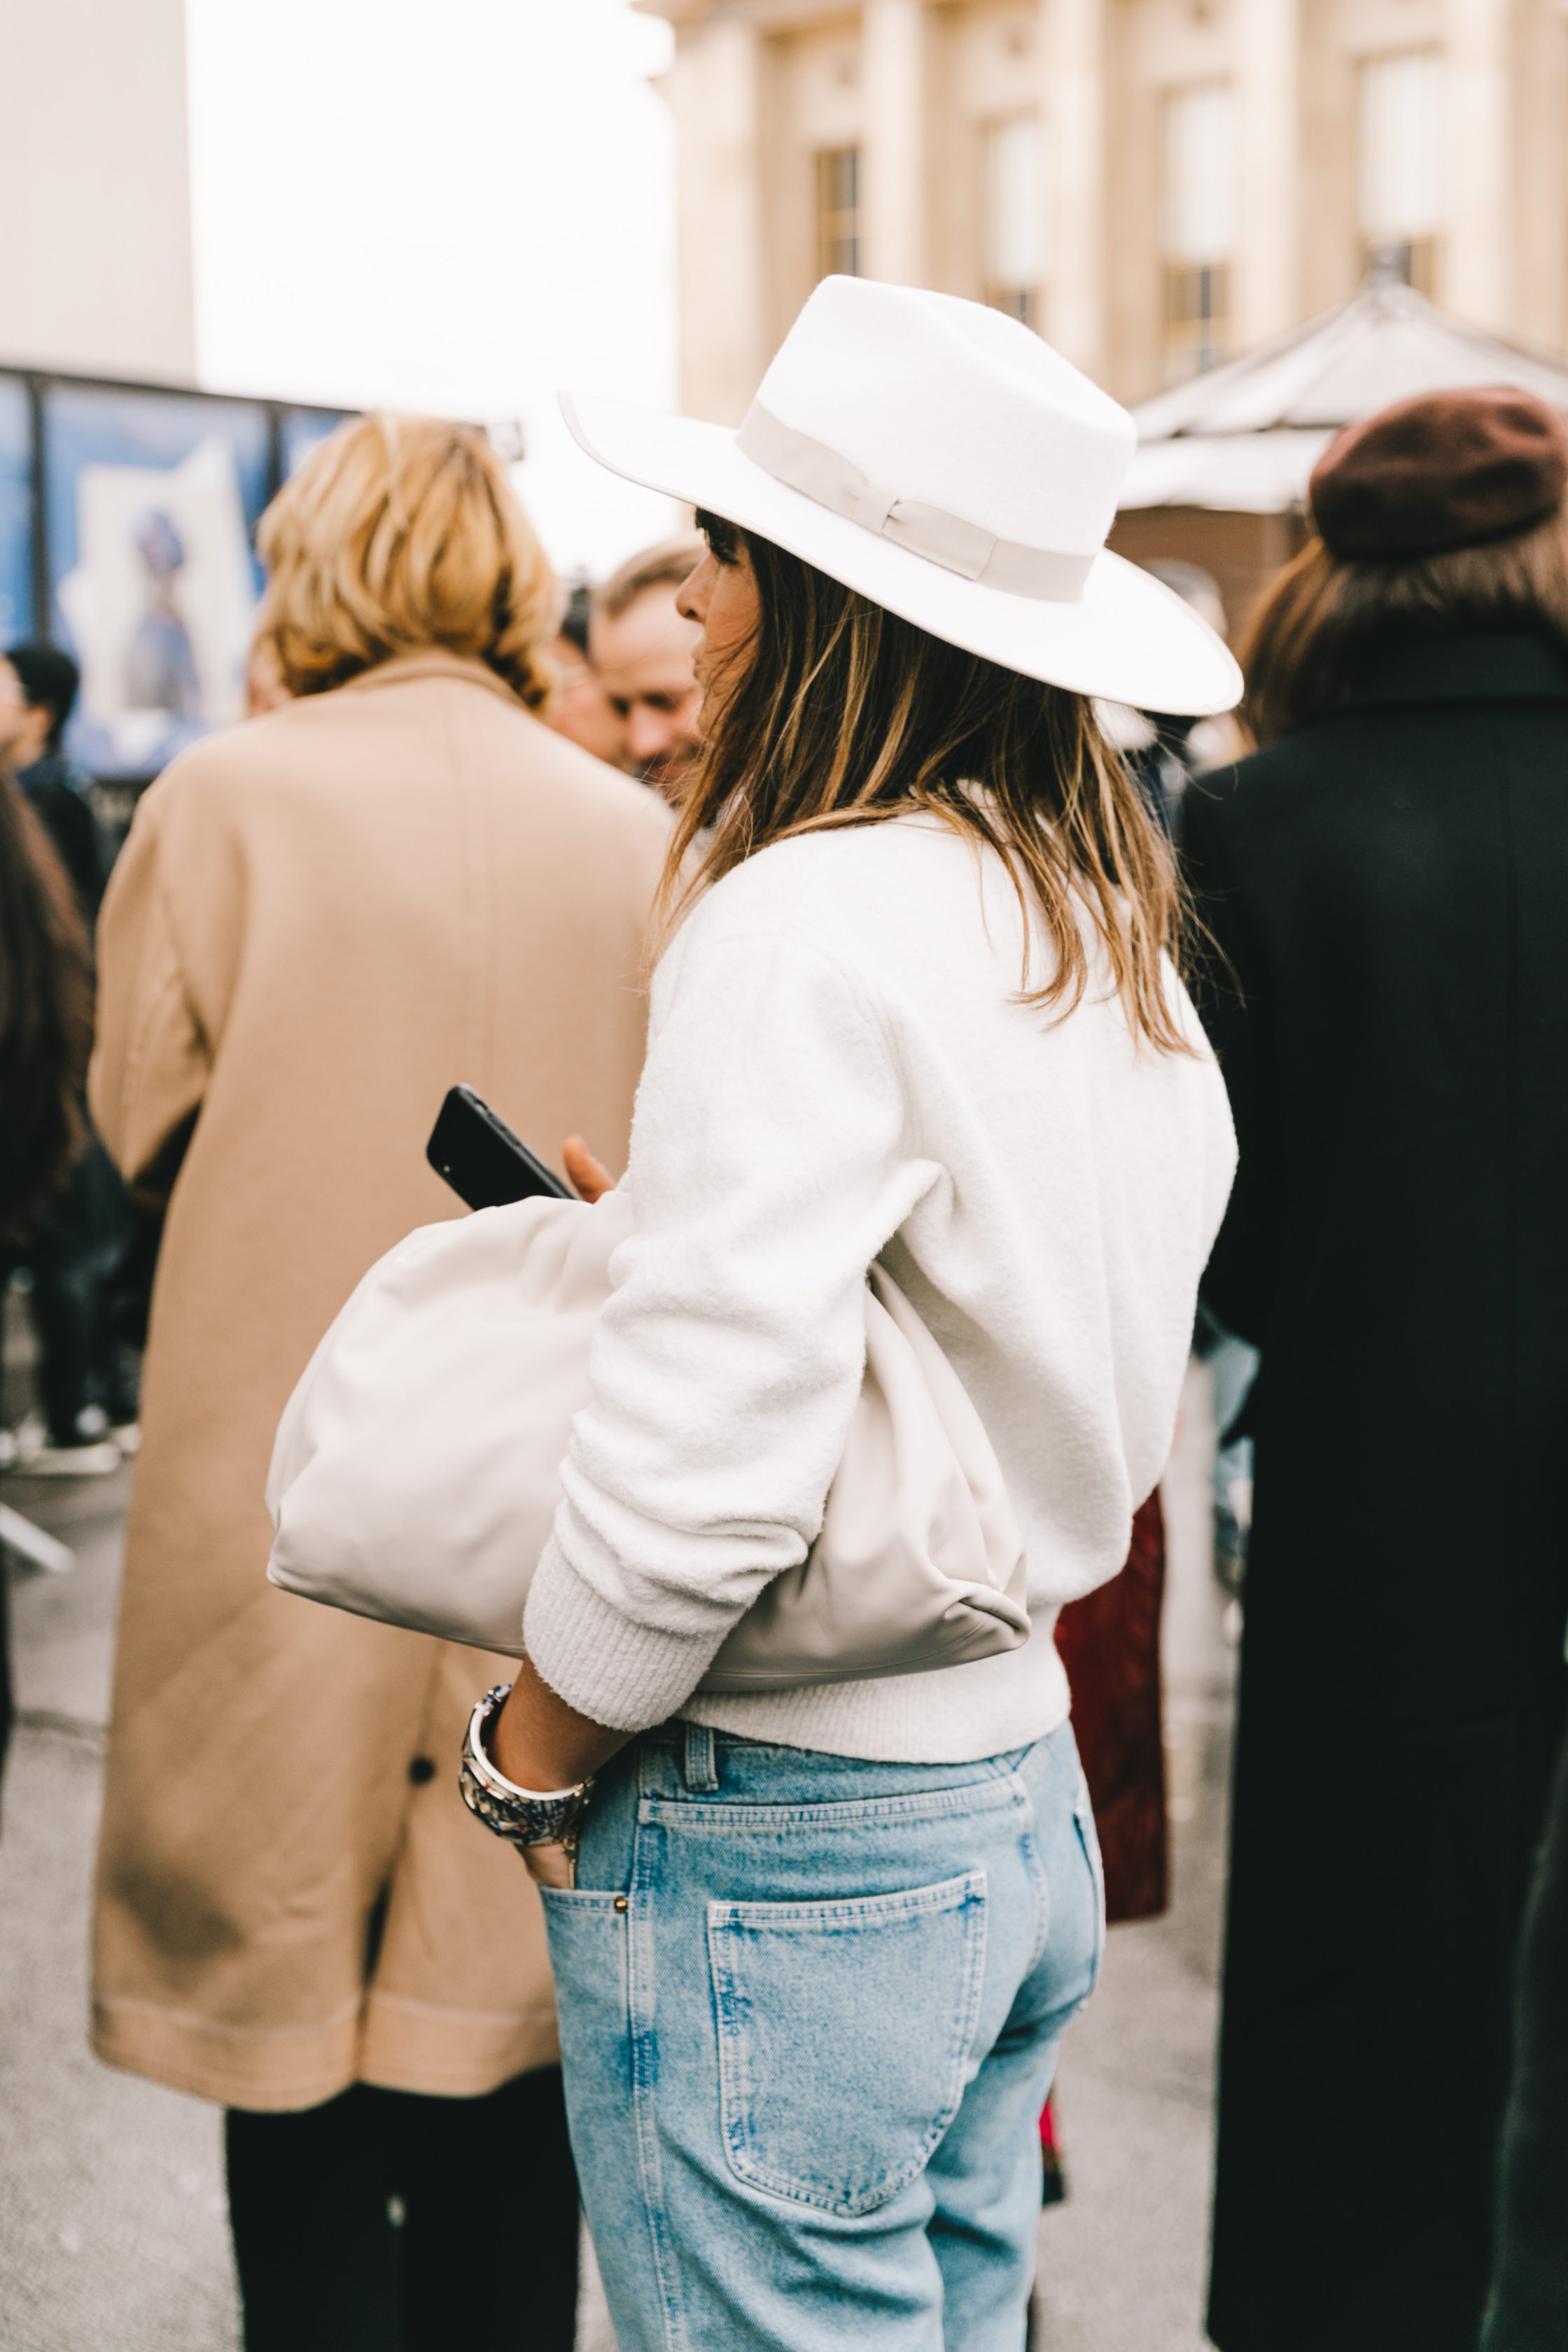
[1054,1491,1168,1924]
[1039,2091,1067,2204]
[1039,1498,1170,2203]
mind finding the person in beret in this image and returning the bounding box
[1182,386,1568,2352]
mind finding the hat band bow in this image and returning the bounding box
[737,402,1093,603]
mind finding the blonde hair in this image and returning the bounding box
[1240,508,1568,743]
[254,414,556,709]
[666,515,1191,1056]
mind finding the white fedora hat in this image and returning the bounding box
[563,276,1241,716]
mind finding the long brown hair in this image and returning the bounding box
[254,414,557,711]
[1240,507,1568,744]
[0,775,91,1236]
[663,518,1190,1054]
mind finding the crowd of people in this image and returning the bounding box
[1,277,1565,2352]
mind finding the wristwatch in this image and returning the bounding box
[458,1684,594,1862]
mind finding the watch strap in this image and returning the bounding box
[458,1684,594,1851]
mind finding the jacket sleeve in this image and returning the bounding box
[522,914,938,1731]
[1181,781,1280,1347]
[89,794,209,1207]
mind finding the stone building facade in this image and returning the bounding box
[640,0,1568,419]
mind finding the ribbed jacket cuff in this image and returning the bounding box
[524,1538,726,1732]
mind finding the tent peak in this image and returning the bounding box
[1132,283,1568,449]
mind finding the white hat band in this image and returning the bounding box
[736,402,1094,604]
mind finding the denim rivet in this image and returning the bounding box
[613,1896,629,1913]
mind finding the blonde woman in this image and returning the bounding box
[90,416,671,2350]
[462,280,1239,2349]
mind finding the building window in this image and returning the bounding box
[1163,82,1236,379]
[816,147,862,281]
[1359,50,1443,295]
[981,115,1044,330]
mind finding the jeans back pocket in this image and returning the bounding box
[707,1870,987,2218]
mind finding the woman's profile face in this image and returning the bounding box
[678,521,760,720]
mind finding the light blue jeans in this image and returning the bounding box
[542,1718,1103,2351]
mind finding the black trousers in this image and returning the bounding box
[22,1138,140,1442]
[226,2070,579,2351]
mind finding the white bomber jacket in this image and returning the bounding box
[524,816,1236,1763]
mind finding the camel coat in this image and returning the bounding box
[88,652,670,2112]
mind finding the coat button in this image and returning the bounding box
[613,1896,629,1912]
[408,1756,436,1785]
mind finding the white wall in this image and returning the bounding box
[0,0,195,381]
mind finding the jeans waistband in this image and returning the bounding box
[634,1715,1051,1799]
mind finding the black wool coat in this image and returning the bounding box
[1482,1726,1568,2351]
[18,757,103,921]
[1182,631,1568,2352]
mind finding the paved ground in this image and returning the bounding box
[0,1445,239,2352]
[1,1288,1232,2350]
[1030,1362,1233,2352]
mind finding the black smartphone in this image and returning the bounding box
[426,1085,574,1210]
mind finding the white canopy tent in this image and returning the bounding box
[1107,281,1568,631]
[1124,279,1568,512]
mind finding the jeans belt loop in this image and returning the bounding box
[682,1721,719,1793]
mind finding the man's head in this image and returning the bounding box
[589,537,705,802]
[544,583,629,767]
[0,643,80,768]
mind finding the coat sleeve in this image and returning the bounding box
[89,794,209,1207]
[1181,780,1280,1348]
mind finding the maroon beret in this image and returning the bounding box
[1309,388,1568,560]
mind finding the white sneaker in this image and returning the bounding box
[14,1413,122,1478]
[20,1442,123,1478]
[111,1422,141,1458]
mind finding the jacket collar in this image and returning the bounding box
[1344,631,1568,710]
[337,650,524,707]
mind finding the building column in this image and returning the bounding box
[666,15,764,422]
[1233,0,1299,350]
[1038,0,1105,380]
[1442,0,1512,330]
[862,0,926,286]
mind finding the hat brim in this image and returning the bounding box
[564,391,1242,717]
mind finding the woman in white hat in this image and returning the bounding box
[465,277,1239,2347]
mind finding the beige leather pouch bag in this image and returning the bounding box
[266,1189,1029,1691]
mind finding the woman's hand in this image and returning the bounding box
[519,1840,577,1890]
[493,1656,630,1885]
[564,1135,615,1203]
